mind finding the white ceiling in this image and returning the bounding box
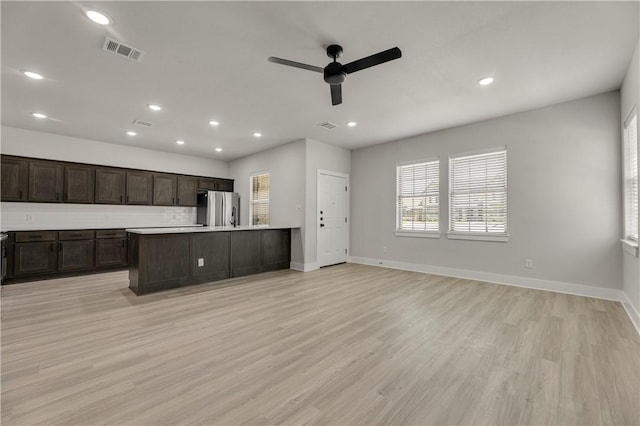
[1,1,638,161]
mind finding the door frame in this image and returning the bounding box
[317,169,350,267]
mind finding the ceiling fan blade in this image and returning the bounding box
[267,57,323,73]
[330,84,342,106]
[342,47,402,74]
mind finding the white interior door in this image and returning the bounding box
[318,171,348,267]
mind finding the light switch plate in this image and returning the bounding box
[198,258,204,267]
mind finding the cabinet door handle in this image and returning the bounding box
[56,193,60,201]
[19,190,23,199]
[177,197,180,205]
[122,240,125,247]
[120,195,123,203]
[172,197,175,204]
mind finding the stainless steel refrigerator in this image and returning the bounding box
[197,191,240,227]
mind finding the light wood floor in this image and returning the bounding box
[1,264,639,426]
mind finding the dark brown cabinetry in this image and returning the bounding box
[64,165,94,203]
[126,171,153,205]
[177,176,198,207]
[95,168,126,204]
[58,231,95,272]
[192,232,230,281]
[28,161,63,202]
[231,231,262,277]
[129,229,291,294]
[96,230,127,268]
[198,178,234,192]
[1,156,28,201]
[13,231,57,276]
[153,174,177,205]
[5,229,128,282]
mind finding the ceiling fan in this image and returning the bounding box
[268,44,402,106]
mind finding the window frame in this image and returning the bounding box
[249,170,270,227]
[395,157,441,238]
[623,107,638,251]
[447,146,509,243]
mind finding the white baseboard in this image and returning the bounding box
[621,293,640,335]
[348,256,624,301]
[290,261,319,272]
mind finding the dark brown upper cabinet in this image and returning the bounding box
[64,165,94,203]
[1,156,28,201]
[177,176,198,206]
[198,177,234,192]
[126,171,153,205]
[153,174,177,205]
[95,168,126,204]
[28,160,63,202]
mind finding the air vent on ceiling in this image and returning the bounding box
[103,37,145,62]
[133,119,152,127]
[318,121,338,130]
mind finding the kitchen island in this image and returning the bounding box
[126,226,294,295]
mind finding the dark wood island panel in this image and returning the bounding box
[128,228,291,295]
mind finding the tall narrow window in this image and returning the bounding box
[396,159,440,234]
[624,111,638,241]
[449,148,507,239]
[250,172,270,226]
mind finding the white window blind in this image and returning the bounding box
[624,112,638,241]
[449,148,507,234]
[250,172,270,226]
[396,160,440,232]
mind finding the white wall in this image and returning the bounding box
[304,139,351,269]
[350,92,622,292]
[1,126,229,177]
[621,40,640,328]
[228,140,306,264]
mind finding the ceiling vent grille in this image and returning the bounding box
[103,37,145,62]
[318,121,338,130]
[133,119,152,127]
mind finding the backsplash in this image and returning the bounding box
[0,203,196,231]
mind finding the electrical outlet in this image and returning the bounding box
[198,258,204,267]
[25,214,33,222]
[525,259,533,268]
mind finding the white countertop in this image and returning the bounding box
[126,225,298,234]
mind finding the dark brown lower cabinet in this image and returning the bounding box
[231,231,262,277]
[192,232,230,281]
[14,241,57,276]
[5,229,128,283]
[96,238,127,267]
[129,229,291,295]
[58,240,95,271]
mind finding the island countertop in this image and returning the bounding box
[126,225,298,234]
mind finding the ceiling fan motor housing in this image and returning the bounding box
[324,62,346,84]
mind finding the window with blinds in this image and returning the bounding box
[396,159,440,232]
[250,172,270,226]
[624,111,638,241]
[449,148,507,235]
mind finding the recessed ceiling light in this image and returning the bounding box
[31,112,47,119]
[478,76,495,86]
[147,104,162,111]
[23,71,44,80]
[347,121,357,127]
[253,132,262,138]
[125,131,137,136]
[209,120,220,126]
[215,148,223,152]
[85,10,112,26]
[176,140,185,145]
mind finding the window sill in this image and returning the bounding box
[394,230,441,239]
[447,232,509,242]
[621,239,639,257]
